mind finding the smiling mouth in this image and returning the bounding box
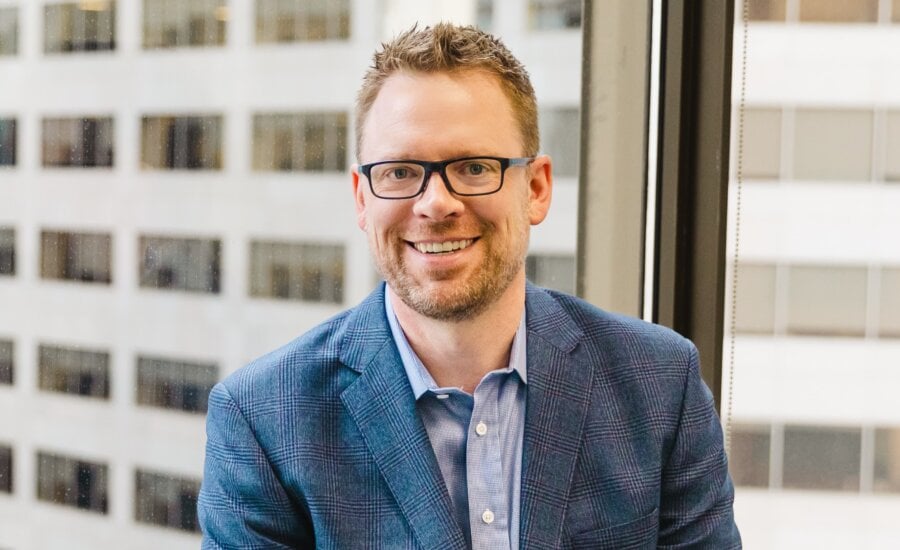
[410,238,476,254]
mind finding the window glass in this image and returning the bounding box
[786,265,867,337]
[140,115,223,170]
[526,254,575,295]
[42,117,114,168]
[0,444,11,493]
[0,339,13,385]
[0,6,17,55]
[885,111,900,182]
[253,112,347,172]
[879,267,900,338]
[143,0,228,49]
[539,108,580,178]
[874,428,900,493]
[793,109,873,181]
[136,356,217,413]
[44,1,116,54]
[36,452,108,513]
[249,241,344,304]
[747,0,786,22]
[0,227,14,276]
[734,263,776,334]
[139,236,221,294]
[134,470,201,532]
[741,108,781,179]
[38,344,110,399]
[255,0,350,43]
[0,118,16,166]
[729,424,770,487]
[528,0,581,30]
[40,230,113,284]
[782,425,861,491]
[798,0,879,23]
[476,0,493,30]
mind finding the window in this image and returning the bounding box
[44,1,116,54]
[526,254,576,295]
[40,230,112,284]
[874,428,900,493]
[886,111,900,182]
[0,118,16,166]
[38,344,110,399]
[729,425,770,488]
[786,265,867,337]
[734,263,776,334]
[42,117,114,168]
[793,109,873,181]
[529,0,581,30]
[879,268,900,338]
[747,0,786,22]
[249,241,344,303]
[782,426,861,491]
[539,108,580,177]
[141,115,223,170]
[476,0,493,30]
[143,0,227,49]
[741,108,781,179]
[139,236,221,294]
[255,0,350,43]
[0,444,11,493]
[136,356,217,413]
[134,469,200,532]
[798,0,879,23]
[36,452,108,514]
[0,339,13,386]
[252,112,347,172]
[0,7,17,55]
[0,227,14,276]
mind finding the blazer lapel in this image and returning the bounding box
[519,286,593,549]
[339,286,467,550]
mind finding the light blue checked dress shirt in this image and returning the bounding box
[385,291,527,550]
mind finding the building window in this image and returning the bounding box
[141,115,223,170]
[44,1,116,54]
[786,265,867,337]
[142,0,227,49]
[874,428,900,493]
[252,112,347,172]
[139,236,221,294]
[249,241,344,303]
[136,356,217,414]
[476,0,493,30]
[729,424,770,488]
[42,117,114,168]
[539,108,580,177]
[741,108,781,179]
[36,452,108,514]
[782,425,861,491]
[526,254,575,295]
[0,118,16,166]
[135,470,201,532]
[40,230,112,284]
[0,339,13,386]
[793,109,873,181]
[255,0,350,43]
[0,444,11,494]
[734,263,776,334]
[798,0,879,23]
[0,6,17,55]
[0,227,14,276]
[747,0,786,22]
[529,0,581,30]
[885,111,900,182]
[38,344,110,399]
[880,267,900,338]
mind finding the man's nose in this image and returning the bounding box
[412,171,464,219]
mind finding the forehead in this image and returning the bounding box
[359,69,521,162]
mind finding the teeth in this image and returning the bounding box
[414,239,474,254]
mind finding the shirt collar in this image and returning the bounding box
[384,288,528,400]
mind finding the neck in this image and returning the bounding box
[389,275,526,393]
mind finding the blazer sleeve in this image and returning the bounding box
[657,343,742,549]
[198,382,313,549]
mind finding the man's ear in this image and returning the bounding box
[527,155,553,225]
[351,164,367,231]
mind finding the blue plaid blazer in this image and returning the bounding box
[199,284,740,549]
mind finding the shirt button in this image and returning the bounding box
[475,421,488,436]
[482,509,495,524]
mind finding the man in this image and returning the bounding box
[199,23,741,549]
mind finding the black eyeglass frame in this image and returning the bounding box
[358,156,535,200]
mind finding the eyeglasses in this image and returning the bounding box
[358,156,534,200]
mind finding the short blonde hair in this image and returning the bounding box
[355,23,539,158]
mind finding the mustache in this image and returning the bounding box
[403,219,491,239]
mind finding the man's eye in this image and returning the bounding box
[390,168,409,179]
[466,164,486,175]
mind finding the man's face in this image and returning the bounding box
[352,69,552,321]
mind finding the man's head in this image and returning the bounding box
[352,24,552,322]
